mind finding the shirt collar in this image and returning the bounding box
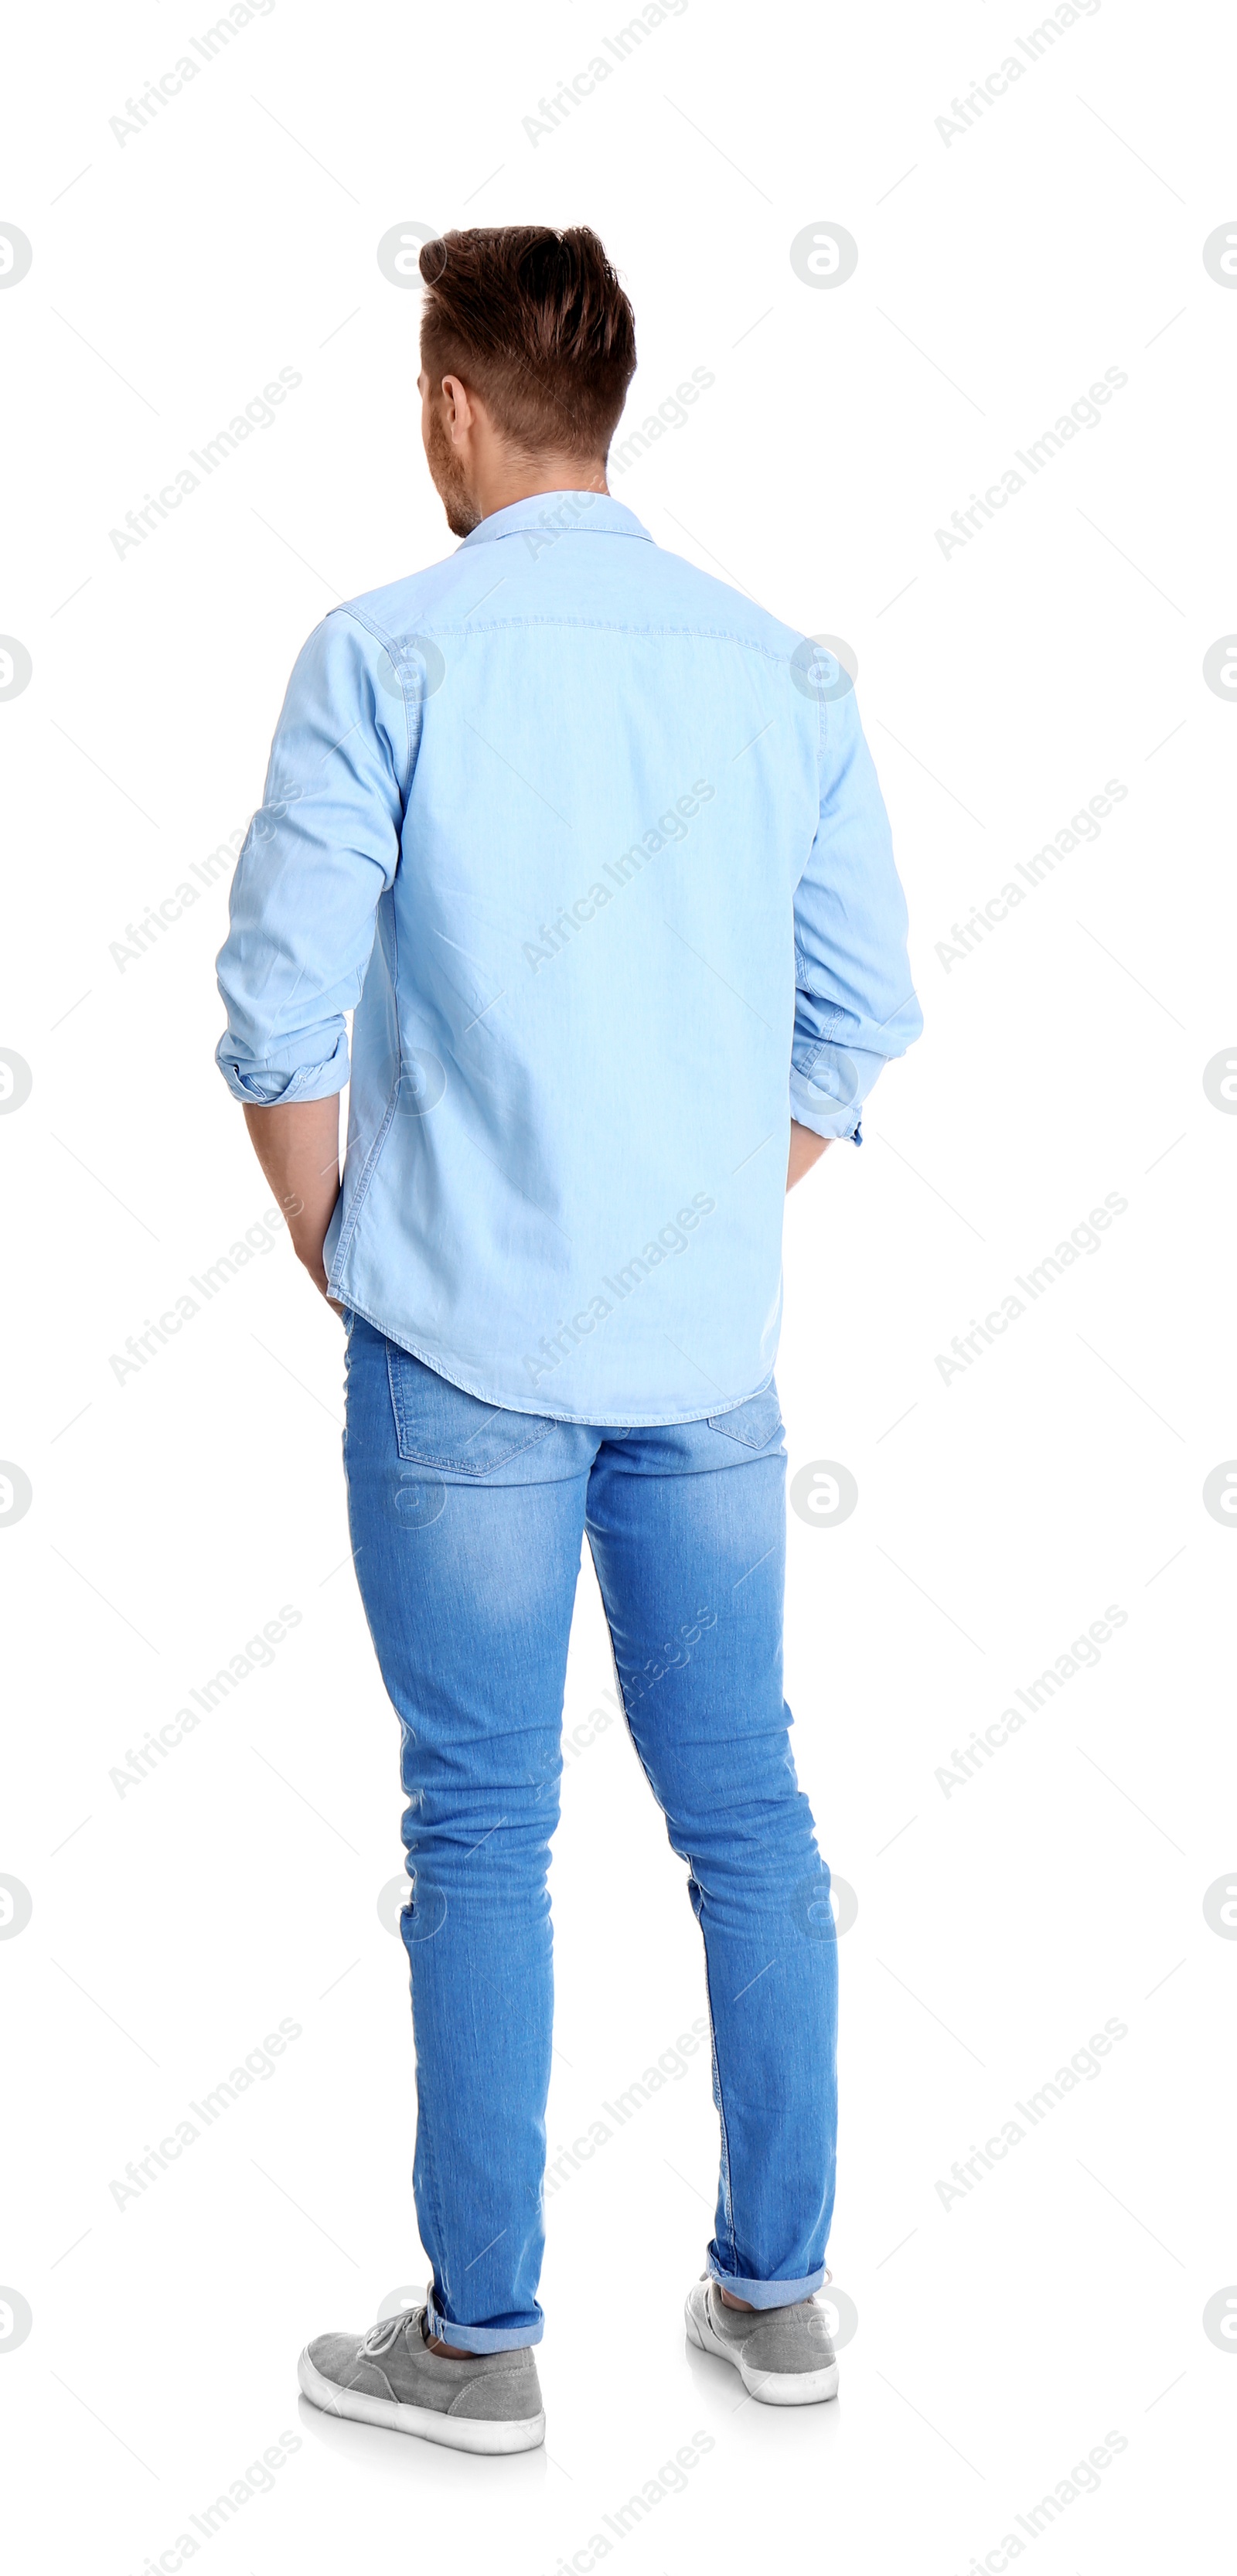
[458,491,653,549]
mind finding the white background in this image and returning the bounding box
[2,0,1235,2568]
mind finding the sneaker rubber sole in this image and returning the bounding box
[297,2346,546,2453]
[683,2281,839,2406]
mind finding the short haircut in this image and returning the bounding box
[419,226,637,461]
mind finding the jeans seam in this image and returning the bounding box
[591,1555,737,2268]
[696,1888,738,2271]
[591,1573,668,1818]
[408,1978,454,2330]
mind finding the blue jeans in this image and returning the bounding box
[342,1314,837,2351]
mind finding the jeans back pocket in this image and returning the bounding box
[386,1343,557,1475]
[706,1383,784,1450]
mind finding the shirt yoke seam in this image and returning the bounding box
[338,612,809,667]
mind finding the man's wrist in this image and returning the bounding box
[291,1229,330,1284]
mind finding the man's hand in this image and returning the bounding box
[242,1097,342,1301]
[787,1122,832,1191]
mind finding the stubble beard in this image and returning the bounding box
[424,405,481,538]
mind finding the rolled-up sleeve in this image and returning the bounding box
[789,680,922,1141]
[215,611,407,1105]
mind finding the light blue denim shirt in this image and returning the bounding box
[216,492,921,1423]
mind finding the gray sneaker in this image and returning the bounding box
[685,2274,839,2405]
[298,2298,545,2454]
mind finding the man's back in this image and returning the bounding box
[216,491,919,1419]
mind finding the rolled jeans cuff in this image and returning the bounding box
[426,2289,542,2353]
[705,2263,827,2309]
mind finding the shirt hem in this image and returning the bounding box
[332,1290,775,1429]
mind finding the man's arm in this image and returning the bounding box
[790,676,922,1145]
[215,613,408,1303]
[243,1098,342,1297]
[215,613,404,1099]
[787,1123,830,1191]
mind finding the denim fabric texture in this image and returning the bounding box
[342,1312,838,2351]
[216,492,921,1423]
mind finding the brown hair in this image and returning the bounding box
[419,226,636,461]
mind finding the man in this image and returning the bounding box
[216,224,920,2454]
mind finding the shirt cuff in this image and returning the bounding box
[789,1092,863,1144]
[789,1039,877,1143]
[214,1027,350,1106]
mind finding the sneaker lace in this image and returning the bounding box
[360,2307,419,2358]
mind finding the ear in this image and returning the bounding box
[440,373,476,444]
